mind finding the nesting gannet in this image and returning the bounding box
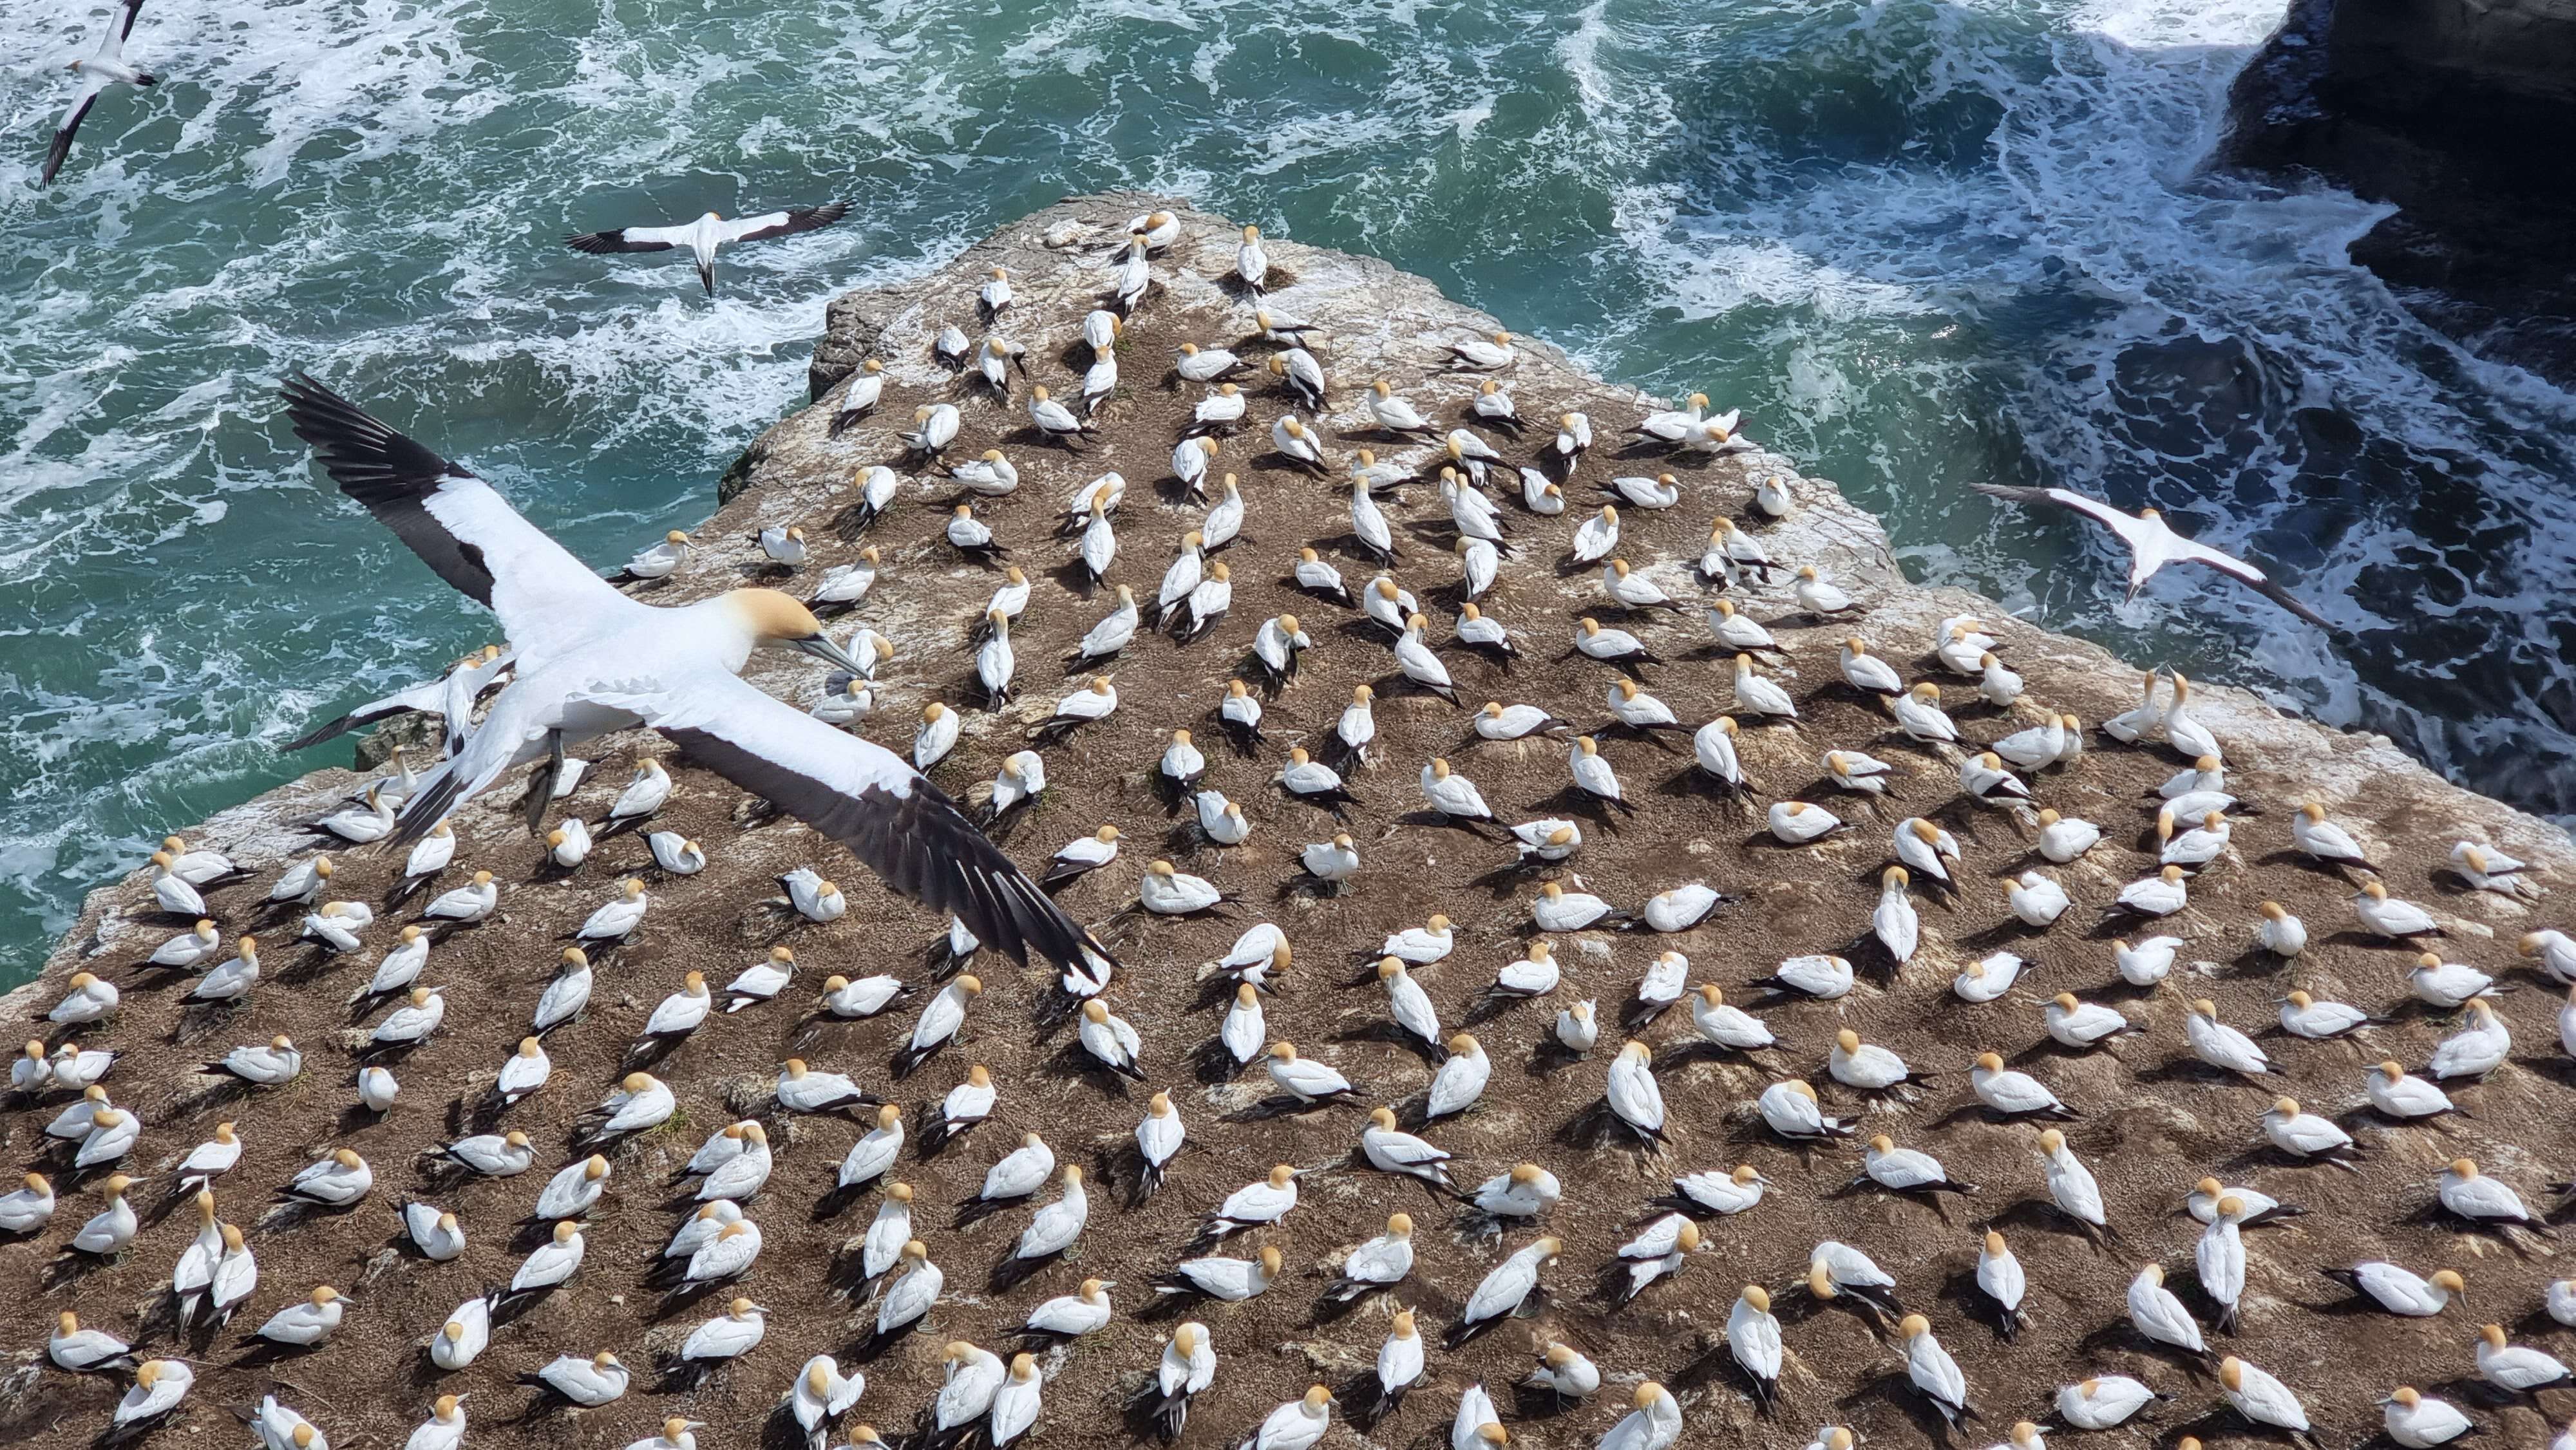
[1251,1040,1352,1106]
[276,1145,372,1208]
[69,1174,138,1255]
[2429,999,2510,1078]
[0,1173,54,1236]
[1446,1236,1558,1350]
[253,1285,350,1350]
[1602,471,1680,511]
[109,1361,194,1440]
[2031,1128,2112,1236]
[1453,603,1504,670]
[1960,754,2033,813]
[1057,587,1137,669]
[574,1071,674,1150]
[355,1063,399,1113]
[1897,1315,1974,1426]
[522,1349,628,1408]
[1154,1244,1283,1307]
[48,1311,134,1375]
[566,203,849,297]
[2439,1157,2548,1234]
[1757,1078,1853,1140]
[1420,1032,1492,1118]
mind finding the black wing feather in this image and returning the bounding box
[565,229,676,255]
[42,94,98,186]
[734,201,851,245]
[279,373,497,608]
[662,724,1112,975]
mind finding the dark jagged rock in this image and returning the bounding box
[2224,0,2576,380]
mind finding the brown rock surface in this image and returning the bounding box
[8,193,2575,1450]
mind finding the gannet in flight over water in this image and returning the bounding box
[279,375,1112,975]
[43,0,155,187]
[1973,483,2330,626]
[565,203,851,296]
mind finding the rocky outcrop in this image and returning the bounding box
[2226,0,2576,378]
[10,193,2576,1450]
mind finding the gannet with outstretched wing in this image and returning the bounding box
[279,374,1112,975]
[1973,483,2329,626]
[565,203,851,297]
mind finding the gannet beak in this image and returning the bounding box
[793,632,870,675]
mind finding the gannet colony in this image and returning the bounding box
[6,191,2575,1450]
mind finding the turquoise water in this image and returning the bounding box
[6,0,2574,984]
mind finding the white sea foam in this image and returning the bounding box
[4,0,2575,979]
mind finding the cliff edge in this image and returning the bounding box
[8,193,2575,1450]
